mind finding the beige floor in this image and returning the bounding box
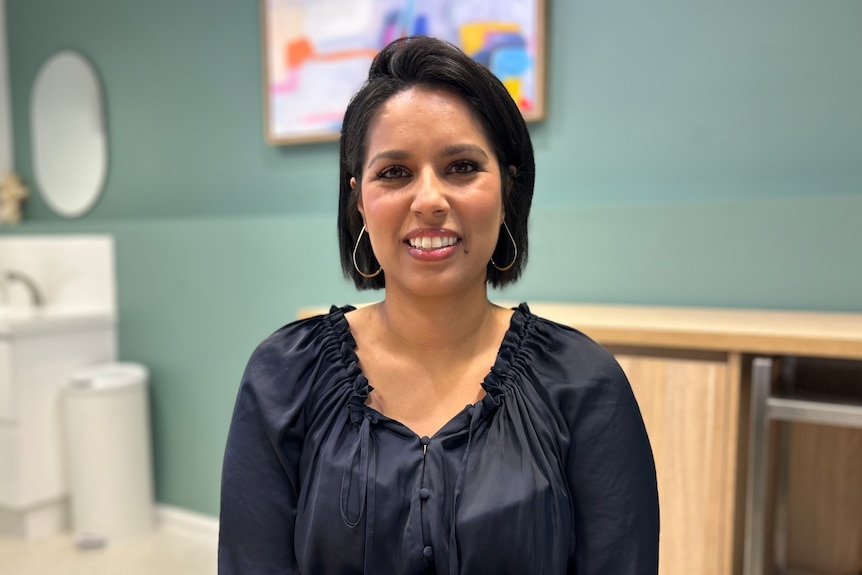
[0,525,217,575]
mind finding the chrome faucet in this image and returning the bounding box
[0,270,45,308]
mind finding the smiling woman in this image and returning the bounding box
[353,86,505,298]
[219,36,659,575]
[338,37,535,291]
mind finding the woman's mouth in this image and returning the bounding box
[407,236,460,250]
[404,232,462,261]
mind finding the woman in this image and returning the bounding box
[219,36,659,574]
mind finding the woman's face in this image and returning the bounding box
[354,86,505,299]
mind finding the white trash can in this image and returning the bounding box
[62,363,155,545]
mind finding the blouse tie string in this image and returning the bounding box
[341,406,378,573]
[448,401,484,575]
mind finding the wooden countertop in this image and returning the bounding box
[298,302,862,360]
[526,303,862,360]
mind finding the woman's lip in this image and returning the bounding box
[403,228,462,261]
[405,241,460,261]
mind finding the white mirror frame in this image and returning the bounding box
[30,51,108,218]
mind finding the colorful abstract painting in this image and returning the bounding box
[262,0,545,144]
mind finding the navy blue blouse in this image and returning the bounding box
[219,304,659,574]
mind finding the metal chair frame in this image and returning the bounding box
[744,356,862,575]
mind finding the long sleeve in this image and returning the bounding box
[218,333,310,574]
[564,357,660,574]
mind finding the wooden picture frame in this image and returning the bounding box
[261,0,546,146]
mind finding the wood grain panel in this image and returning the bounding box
[615,353,736,575]
[786,423,862,573]
[527,303,862,359]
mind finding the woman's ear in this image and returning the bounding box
[352,177,365,217]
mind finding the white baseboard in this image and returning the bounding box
[156,504,219,538]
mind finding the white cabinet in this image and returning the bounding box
[0,317,116,538]
[0,234,117,538]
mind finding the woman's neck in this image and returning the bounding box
[371,288,505,358]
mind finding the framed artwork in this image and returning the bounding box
[261,0,546,145]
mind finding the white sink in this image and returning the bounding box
[0,306,115,338]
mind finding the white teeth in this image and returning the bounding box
[409,236,458,249]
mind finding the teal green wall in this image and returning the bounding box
[3,1,861,516]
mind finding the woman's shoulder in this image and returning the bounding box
[513,303,617,361]
[510,302,629,391]
[253,305,355,357]
[506,304,640,433]
[241,305,358,396]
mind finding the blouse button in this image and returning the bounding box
[419,488,430,500]
[420,436,431,446]
[423,545,434,559]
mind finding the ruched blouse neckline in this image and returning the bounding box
[321,302,538,437]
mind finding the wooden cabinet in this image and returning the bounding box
[613,350,741,575]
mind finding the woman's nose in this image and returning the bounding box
[411,171,449,216]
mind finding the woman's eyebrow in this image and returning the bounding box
[365,144,489,170]
[438,144,489,159]
[366,150,409,169]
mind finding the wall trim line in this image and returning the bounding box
[156,504,219,537]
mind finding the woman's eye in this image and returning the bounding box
[449,161,478,175]
[378,166,408,179]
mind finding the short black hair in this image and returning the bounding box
[338,36,535,290]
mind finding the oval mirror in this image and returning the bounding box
[30,51,108,218]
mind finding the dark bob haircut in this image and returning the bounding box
[338,36,535,290]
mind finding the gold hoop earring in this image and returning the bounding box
[490,220,518,272]
[353,224,382,279]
